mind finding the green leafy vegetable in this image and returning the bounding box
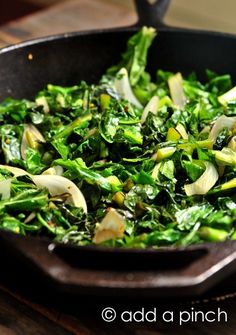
[0,27,236,247]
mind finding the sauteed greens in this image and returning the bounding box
[1,27,236,248]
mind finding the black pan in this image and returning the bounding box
[0,0,236,298]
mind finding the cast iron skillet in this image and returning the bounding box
[0,0,236,297]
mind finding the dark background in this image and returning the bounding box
[0,0,63,25]
[0,1,41,25]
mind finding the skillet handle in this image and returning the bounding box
[1,231,236,297]
[133,0,171,28]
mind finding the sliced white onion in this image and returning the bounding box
[0,179,11,200]
[0,165,30,177]
[42,166,64,176]
[176,123,188,139]
[31,175,87,213]
[141,96,159,124]
[208,115,236,143]
[0,165,87,213]
[93,208,125,244]
[218,86,236,106]
[228,136,236,151]
[168,72,186,109]
[114,68,142,108]
[21,124,46,160]
[36,96,50,113]
[184,162,219,196]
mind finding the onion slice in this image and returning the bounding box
[21,124,46,160]
[0,165,30,177]
[168,72,186,109]
[42,166,64,176]
[115,68,142,108]
[176,123,188,140]
[0,179,11,200]
[218,86,236,106]
[35,96,50,113]
[228,136,236,151]
[184,162,219,196]
[141,96,159,124]
[93,208,125,244]
[208,115,236,143]
[32,175,87,212]
[0,165,87,213]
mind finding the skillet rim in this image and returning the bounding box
[1,25,236,55]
